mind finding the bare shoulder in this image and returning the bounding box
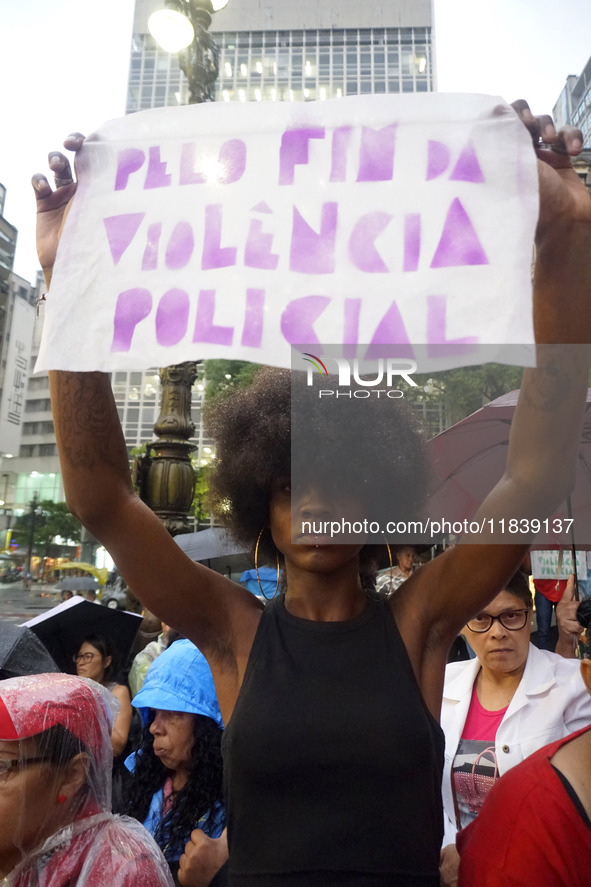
[112,683,131,701]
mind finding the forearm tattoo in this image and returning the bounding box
[52,372,129,471]
[522,345,587,412]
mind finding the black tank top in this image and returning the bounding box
[222,595,444,885]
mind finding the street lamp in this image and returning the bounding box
[148,7,195,52]
[149,0,229,103]
[26,493,43,575]
[137,0,229,536]
[2,508,12,552]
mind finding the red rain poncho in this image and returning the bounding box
[0,673,173,887]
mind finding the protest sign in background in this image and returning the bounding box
[530,550,588,581]
[36,93,538,373]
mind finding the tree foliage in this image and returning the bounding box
[439,364,523,424]
[203,360,263,401]
[403,363,524,431]
[191,465,212,527]
[12,500,82,553]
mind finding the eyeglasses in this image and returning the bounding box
[0,758,47,783]
[73,652,98,664]
[466,609,530,633]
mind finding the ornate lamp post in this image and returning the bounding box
[136,0,229,536]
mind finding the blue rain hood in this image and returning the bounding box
[132,638,223,728]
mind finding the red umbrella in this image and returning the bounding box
[427,389,591,559]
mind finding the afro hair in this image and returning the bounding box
[204,368,430,570]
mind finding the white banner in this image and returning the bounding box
[0,296,35,454]
[36,93,538,373]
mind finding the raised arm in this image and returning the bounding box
[35,140,262,717]
[395,104,591,713]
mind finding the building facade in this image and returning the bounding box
[0,271,56,518]
[0,185,43,542]
[0,184,20,408]
[553,56,591,148]
[553,60,591,207]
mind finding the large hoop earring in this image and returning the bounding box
[385,542,393,597]
[365,542,394,600]
[254,527,281,600]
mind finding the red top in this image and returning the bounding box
[457,726,591,887]
[534,578,567,603]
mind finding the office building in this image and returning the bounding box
[0,271,56,515]
[553,59,591,196]
[0,185,42,533]
[128,1,434,112]
[0,184,20,406]
[554,57,591,147]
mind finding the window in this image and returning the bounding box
[25,399,52,413]
[28,376,49,391]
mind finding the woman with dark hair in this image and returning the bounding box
[0,672,174,886]
[35,103,591,885]
[74,633,132,757]
[439,572,591,885]
[121,639,225,885]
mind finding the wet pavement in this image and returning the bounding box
[0,580,61,624]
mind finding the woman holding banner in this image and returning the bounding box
[33,103,591,886]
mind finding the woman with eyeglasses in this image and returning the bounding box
[0,672,174,886]
[457,600,591,886]
[74,634,132,758]
[439,571,591,887]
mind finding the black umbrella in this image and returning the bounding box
[22,595,142,673]
[0,623,61,679]
[175,527,246,561]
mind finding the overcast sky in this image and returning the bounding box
[2,0,590,282]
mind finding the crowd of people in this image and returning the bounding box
[4,557,591,886]
[1,98,590,886]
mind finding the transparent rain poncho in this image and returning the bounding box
[0,673,173,887]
